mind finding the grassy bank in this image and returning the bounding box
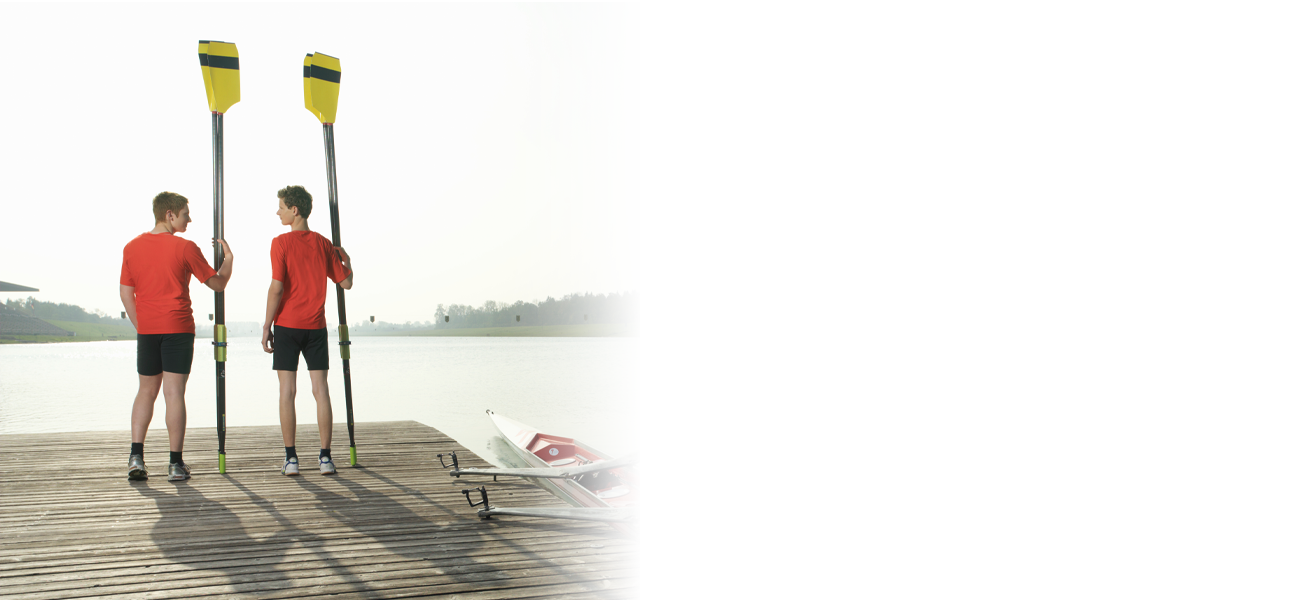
[359,323,636,337]
[0,320,137,344]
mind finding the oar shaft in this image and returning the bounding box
[322,123,357,464]
[213,113,225,260]
[324,124,342,247]
[212,112,227,473]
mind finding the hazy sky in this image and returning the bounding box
[0,3,637,325]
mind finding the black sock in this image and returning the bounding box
[286,447,298,461]
[131,443,143,456]
[170,451,182,465]
[320,448,331,461]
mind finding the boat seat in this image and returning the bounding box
[548,458,577,467]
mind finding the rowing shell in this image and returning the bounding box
[487,409,638,511]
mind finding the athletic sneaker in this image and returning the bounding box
[128,454,148,481]
[282,457,300,476]
[319,455,337,475]
[167,462,191,482]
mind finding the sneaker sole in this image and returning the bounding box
[320,469,336,475]
[128,470,148,481]
[168,475,190,481]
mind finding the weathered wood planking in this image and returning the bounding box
[0,421,637,599]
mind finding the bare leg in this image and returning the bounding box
[278,370,297,448]
[160,371,189,452]
[131,374,164,444]
[308,370,334,450]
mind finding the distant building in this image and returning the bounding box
[0,280,39,292]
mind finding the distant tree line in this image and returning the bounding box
[2,297,124,324]
[3,292,637,332]
[349,319,434,333]
[432,292,637,330]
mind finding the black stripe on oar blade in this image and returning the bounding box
[198,39,225,64]
[208,55,239,70]
[310,65,341,84]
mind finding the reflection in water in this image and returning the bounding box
[486,435,529,469]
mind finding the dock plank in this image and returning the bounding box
[0,422,637,599]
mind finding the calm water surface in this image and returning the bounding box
[0,337,639,466]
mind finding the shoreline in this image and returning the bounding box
[1,322,636,343]
[0,319,138,344]
[355,323,636,337]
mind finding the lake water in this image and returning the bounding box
[0,337,639,467]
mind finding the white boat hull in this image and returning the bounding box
[487,410,630,510]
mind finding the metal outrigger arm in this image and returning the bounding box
[461,486,635,523]
[443,446,645,480]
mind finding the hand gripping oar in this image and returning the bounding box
[304,52,357,466]
[198,40,239,474]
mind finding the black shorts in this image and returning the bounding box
[272,325,329,371]
[137,333,196,376]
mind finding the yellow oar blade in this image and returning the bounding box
[303,54,322,122]
[308,52,341,124]
[206,41,240,113]
[198,41,216,111]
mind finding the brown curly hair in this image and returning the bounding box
[277,185,313,219]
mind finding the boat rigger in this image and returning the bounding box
[441,410,638,528]
[440,452,636,480]
[462,486,636,523]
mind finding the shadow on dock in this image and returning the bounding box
[0,421,638,599]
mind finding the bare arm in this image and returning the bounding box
[335,246,353,290]
[262,279,284,353]
[204,239,234,291]
[119,285,139,330]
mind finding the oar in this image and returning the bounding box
[304,51,358,467]
[198,40,240,474]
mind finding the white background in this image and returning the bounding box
[639,1,1290,599]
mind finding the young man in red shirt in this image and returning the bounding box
[261,185,353,476]
[121,192,233,481]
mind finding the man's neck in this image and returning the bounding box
[149,223,174,235]
[291,218,310,232]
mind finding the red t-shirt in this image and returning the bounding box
[271,230,350,330]
[120,232,218,335]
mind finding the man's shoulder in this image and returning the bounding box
[296,230,330,243]
[124,232,165,252]
[164,235,203,257]
[277,230,332,249]
[273,230,326,243]
[271,232,303,253]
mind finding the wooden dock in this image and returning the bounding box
[0,421,637,599]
